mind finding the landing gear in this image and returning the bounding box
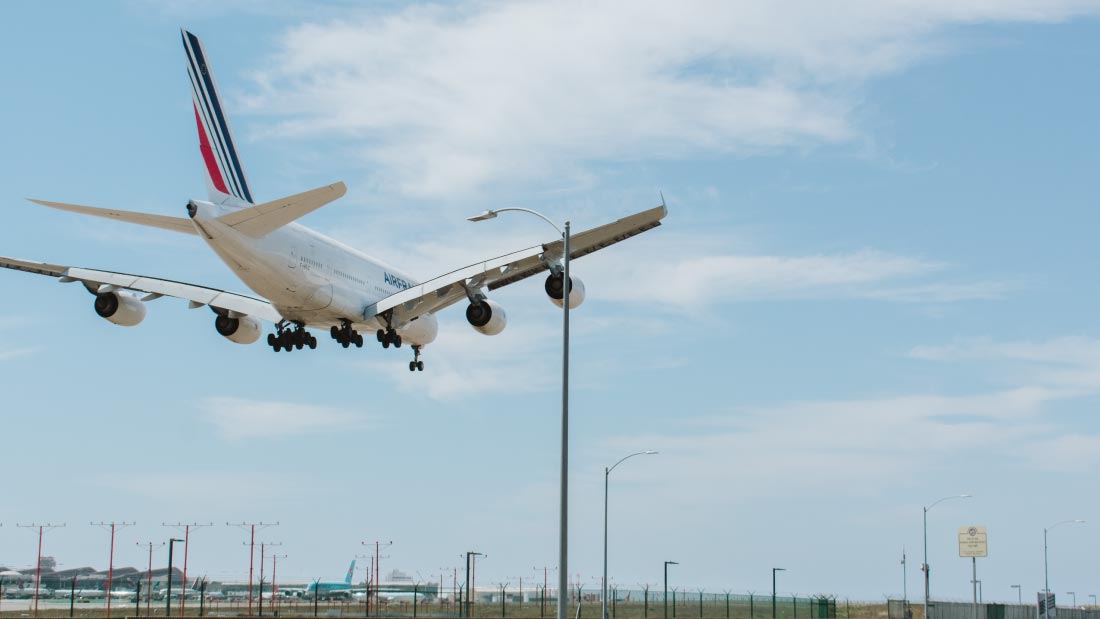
[331,321,363,348]
[378,328,402,349]
[268,322,316,352]
[408,345,424,372]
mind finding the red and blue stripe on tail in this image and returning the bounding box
[182,30,254,206]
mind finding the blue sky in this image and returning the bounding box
[2,0,1100,602]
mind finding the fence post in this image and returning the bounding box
[751,595,755,619]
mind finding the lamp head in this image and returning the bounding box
[467,210,498,222]
[645,450,658,455]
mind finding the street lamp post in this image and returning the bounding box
[1088,594,1096,608]
[468,207,572,619]
[664,562,678,619]
[772,568,786,619]
[465,552,484,619]
[922,494,972,619]
[166,538,184,617]
[1043,519,1085,619]
[1067,593,1076,608]
[603,451,658,619]
[1011,585,1021,604]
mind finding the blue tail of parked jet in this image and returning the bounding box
[345,560,355,585]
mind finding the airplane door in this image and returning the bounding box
[288,246,297,269]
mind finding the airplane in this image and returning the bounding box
[304,560,357,599]
[0,30,667,371]
[53,588,106,600]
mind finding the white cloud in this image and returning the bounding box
[609,335,1100,499]
[577,238,1006,309]
[200,396,367,439]
[0,347,41,362]
[910,336,1100,393]
[244,0,1100,197]
[360,317,557,401]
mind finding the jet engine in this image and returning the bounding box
[544,273,586,309]
[93,291,146,326]
[466,299,507,336]
[398,313,439,346]
[214,314,263,345]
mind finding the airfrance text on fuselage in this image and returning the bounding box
[384,272,412,290]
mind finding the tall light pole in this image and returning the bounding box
[1043,519,1085,619]
[136,541,165,615]
[922,494,972,619]
[164,522,213,619]
[664,562,678,619]
[1088,594,1096,607]
[465,552,485,619]
[603,451,658,619]
[92,521,134,619]
[166,538,184,617]
[1011,585,1021,605]
[468,207,572,619]
[1067,593,1076,608]
[228,521,277,617]
[16,522,64,618]
[772,568,785,619]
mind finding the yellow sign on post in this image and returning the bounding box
[958,526,988,557]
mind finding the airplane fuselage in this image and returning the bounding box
[188,199,438,343]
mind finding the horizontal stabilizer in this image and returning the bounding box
[28,199,198,235]
[216,182,347,237]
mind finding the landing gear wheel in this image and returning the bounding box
[382,338,390,349]
[342,340,350,348]
[394,334,402,348]
[330,326,340,339]
[377,329,385,343]
[409,361,417,372]
[416,360,424,372]
[354,333,364,348]
[308,335,317,349]
[267,333,276,346]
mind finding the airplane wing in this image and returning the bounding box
[365,204,667,328]
[0,256,283,323]
[27,199,198,235]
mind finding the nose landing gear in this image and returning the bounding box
[408,345,424,372]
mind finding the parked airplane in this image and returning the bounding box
[304,560,357,599]
[53,588,106,600]
[0,30,667,371]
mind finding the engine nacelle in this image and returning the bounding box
[94,291,146,327]
[398,312,439,346]
[466,299,507,336]
[215,314,263,345]
[545,273,586,309]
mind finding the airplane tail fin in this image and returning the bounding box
[182,29,254,207]
[345,560,355,585]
